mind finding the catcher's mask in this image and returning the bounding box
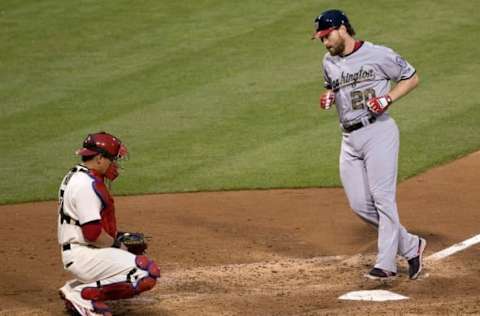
[312,9,355,40]
[76,132,128,181]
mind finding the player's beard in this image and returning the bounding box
[327,39,345,56]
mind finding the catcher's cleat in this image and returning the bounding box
[59,290,81,316]
[60,289,112,316]
[408,237,427,280]
[365,267,397,280]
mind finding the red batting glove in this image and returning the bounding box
[320,91,335,110]
[366,95,392,114]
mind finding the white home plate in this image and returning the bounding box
[338,290,409,302]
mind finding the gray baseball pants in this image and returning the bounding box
[339,115,419,273]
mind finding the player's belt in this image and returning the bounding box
[342,116,376,133]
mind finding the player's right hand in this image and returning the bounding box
[320,91,335,110]
[366,95,392,114]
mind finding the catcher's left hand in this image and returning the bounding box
[113,232,148,255]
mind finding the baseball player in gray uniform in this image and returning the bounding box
[313,9,426,279]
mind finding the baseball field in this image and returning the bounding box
[1,0,480,315]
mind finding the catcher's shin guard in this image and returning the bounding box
[81,256,160,301]
[81,282,136,301]
[92,301,112,316]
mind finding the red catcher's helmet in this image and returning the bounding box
[76,132,128,160]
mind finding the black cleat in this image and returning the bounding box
[408,237,427,280]
[365,267,397,280]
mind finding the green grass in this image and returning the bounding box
[1,0,479,204]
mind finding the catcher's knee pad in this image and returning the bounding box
[134,255,160,293]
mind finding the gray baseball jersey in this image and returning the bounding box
[322,41,416,125]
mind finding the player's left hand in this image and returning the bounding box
[113,231,148,255]
[366,95,392,114]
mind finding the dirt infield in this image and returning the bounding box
[1,151,479,315]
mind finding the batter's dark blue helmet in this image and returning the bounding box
[313,9,355,39]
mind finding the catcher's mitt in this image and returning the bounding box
[114,232,148,255]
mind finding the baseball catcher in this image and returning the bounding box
[57,132,160,316]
